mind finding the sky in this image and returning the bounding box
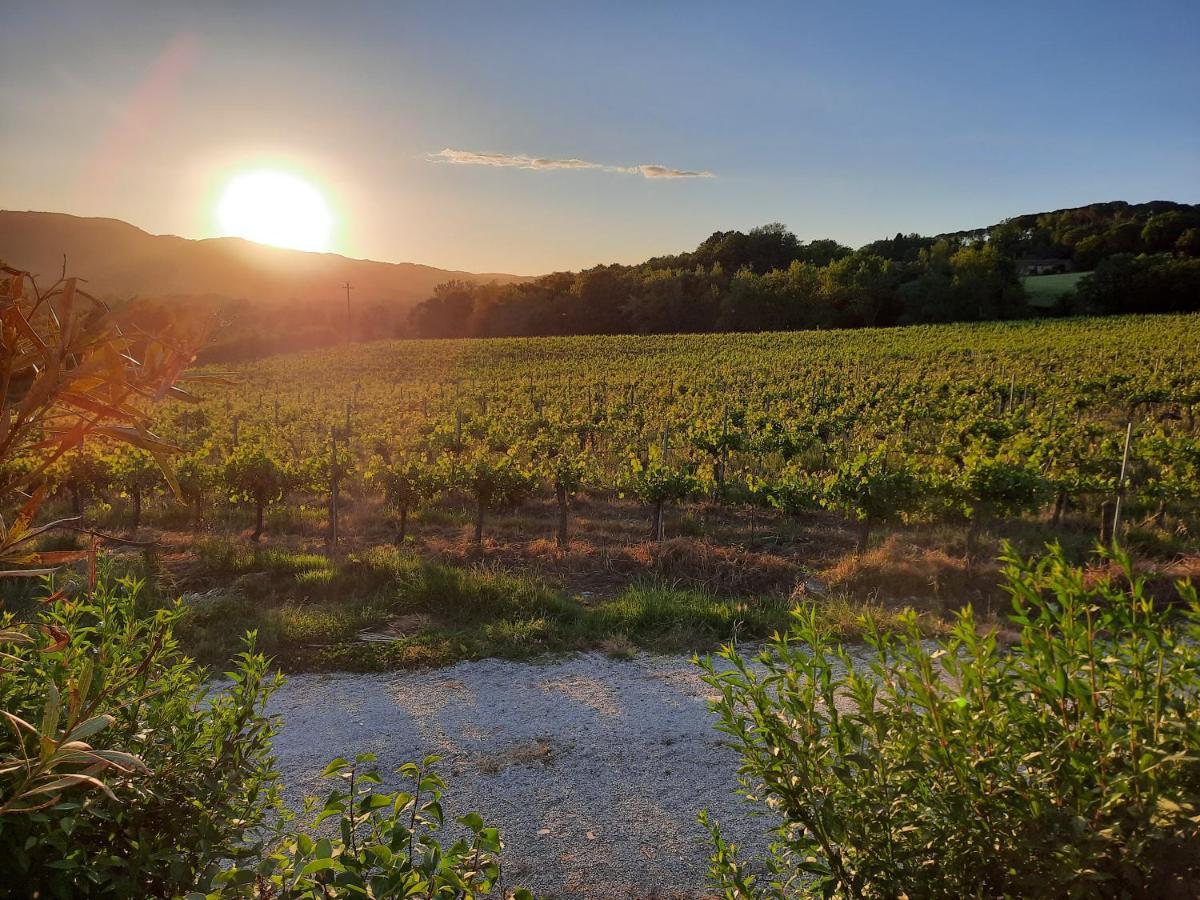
[2,0,1198,274]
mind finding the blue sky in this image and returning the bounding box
[2,1,1198,273]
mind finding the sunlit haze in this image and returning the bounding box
[3,1,1199,273]
[215,171,334,252]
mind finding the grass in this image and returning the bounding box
[107,482,1197,673]
[1022,271,1088,307]
[163,536,953,672]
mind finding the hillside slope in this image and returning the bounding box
[0,210,532,308]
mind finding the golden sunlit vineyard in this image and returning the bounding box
[25,311,1200,674]
[131,313,1200,547]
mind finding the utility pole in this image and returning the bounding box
[341,281,353,342]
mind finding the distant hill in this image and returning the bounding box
[0,211,531,308]
[4,202,1197,356]
[0,210,536,361]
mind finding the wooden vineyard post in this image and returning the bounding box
[328,427,339,553]
[718,407,730,490]
[1111,420,1133,545]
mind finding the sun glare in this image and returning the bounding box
[215,170,333,252]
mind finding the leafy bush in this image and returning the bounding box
[223,443,290,541]
[626,455,700,542]
[822,451,922,553]
[202,754,531,899]
[366,454,440,543]
[439,451,534,544]
[0,566,281,897]
[701,545,1200,898]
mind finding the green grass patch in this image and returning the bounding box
[590,583,789,648]
[179,541,953,672]
[1022,271,1087,307]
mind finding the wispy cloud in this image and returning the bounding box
[428,148,714,179]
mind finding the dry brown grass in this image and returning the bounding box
[475,739,556,774]
[598,634,637,659]
[822,534,1001,609]
[1082,554,1200,607]
[612,538,799,596]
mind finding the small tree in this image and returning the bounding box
[443,451,533,545]
[551,455,585,550]
[109,447,161,530]
[948,451,1049,559]
[1141,432,1200,528]
[223,443,288,542]
[688,416,744,494]
[177,446,219,530]
[722,471,774,545]
[822,451,921,554]
[627,454,699,542]
[367,455,437,544]
[532,438,591,550]
[297,434,356,549]
[768,464,823,519]
[1040,422,1115,527]
[49,446,114,518]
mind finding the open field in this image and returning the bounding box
[1021,270,1088,306]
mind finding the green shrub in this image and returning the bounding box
[701,545,1200,898]
[0,566,282,897]
[202,754,531,899]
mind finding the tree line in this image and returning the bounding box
[410,202,1200,339]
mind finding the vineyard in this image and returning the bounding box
[28,313,1200,669]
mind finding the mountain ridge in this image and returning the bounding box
[0,210,534,307]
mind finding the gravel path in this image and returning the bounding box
[265,650,781,898]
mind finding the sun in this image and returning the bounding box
[215,170,334,252]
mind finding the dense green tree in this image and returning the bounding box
[1176,227,1200,257]
[949,243,1026,320]
[1142,211,1195,252]
[1076,254,1200,315]
[820,252,897,326]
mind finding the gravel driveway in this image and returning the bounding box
[265,650,777,899]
